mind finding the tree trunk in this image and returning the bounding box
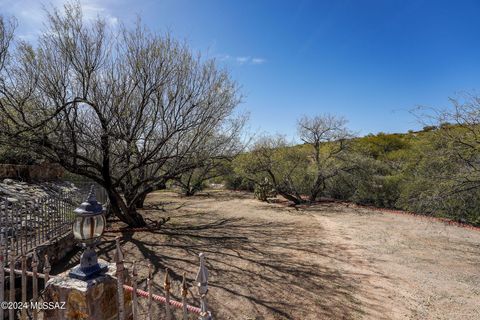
[184,190,195,196]
[134,193,147,209]
[126,206,147,226]
[184,182,203,196]
[267,170,304,205]
[309,175,324,202]
[107,189,147,227]
[277,190,304,205]
[309,188,320,202]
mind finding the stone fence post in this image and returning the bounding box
[43,260,132,320]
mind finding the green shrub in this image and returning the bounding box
[224,174,255,191]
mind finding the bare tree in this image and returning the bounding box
[174,159,229,196]
[0,16,15,71]
[0,3,242,226]
[435,95,480,193]
[174,115,247,196]
[236,135,311,204]
[297,114,354,201]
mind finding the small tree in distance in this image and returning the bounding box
[297,114,355,201]
[234,115,356,205]
[234,135,312,204]
[174,115,248,196]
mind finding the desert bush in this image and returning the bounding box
[223,173,255,191]
[253,178,277,201]
[396,114,480,225]
[234,135,312,204]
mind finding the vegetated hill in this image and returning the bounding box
[3,122,478,226]
[226,124,480,226]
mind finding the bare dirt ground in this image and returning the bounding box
[60,190,480,319]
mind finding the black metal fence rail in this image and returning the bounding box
[0,190,77,258]
[0,184,108,259]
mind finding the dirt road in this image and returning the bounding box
[96,190,480,319]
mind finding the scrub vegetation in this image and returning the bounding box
[227,103,480,226]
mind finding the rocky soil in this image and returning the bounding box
[0,178,81,240]
[0,178,79,202]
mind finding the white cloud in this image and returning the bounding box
[81,2,118,26]
[0,0,119,40]
[236,56,250,64]
[107,16,118,26]
[252,58,266,64]
[215,54,266,66]
[216,54,231,61]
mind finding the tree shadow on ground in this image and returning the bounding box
[56,192,391,319]
[108,215,381,319]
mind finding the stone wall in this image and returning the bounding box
[29,232,77,271]
[0,163,64,181]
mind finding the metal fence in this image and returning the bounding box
[0,237,212,320]
[0,244,50,320]
[0,191,76,259]
[0,185,108,259]
[114,238,212,320]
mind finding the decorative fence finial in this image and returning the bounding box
[147,263,153,320]
[115,237,125,320]
[32,250,39,320]
[182,272,189,320]
[131,261,139,319]
[195,253,208,295]
[115,236,124,263]
[44,254,51,283]
[195,253,212,320]
[0,239,4,320]
[164,268,172,320]
[87,185,97,203]
[164,267,171,291]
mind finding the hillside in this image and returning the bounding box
[228,125,480,226]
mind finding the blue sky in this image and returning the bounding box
[2,0,480,138]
